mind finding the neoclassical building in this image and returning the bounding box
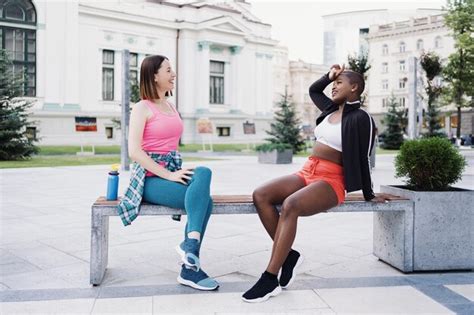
[1,0,279,145]
[366,14,473,136]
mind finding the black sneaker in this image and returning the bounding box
[242,271,281,303]
[279,250,303,289]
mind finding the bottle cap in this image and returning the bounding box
[109,164,120,175]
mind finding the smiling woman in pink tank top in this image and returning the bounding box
[118,55,219,291]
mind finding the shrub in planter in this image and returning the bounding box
[256,143,293,164]
[378,137,471,271]
[395,137,467,191]
[255,143,292,153]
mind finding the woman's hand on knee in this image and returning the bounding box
[166,168,194,185]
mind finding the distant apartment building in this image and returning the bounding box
[322,8,443,66]
[367,14,473,136]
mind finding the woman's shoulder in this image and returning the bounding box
[132,100,154,118]
[349,108,373,124]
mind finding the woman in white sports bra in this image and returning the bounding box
[242,64,390,303]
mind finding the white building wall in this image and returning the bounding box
[25,0,279,145]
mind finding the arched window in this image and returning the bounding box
[1,0,37,96]
[382,44,388,55]
[399,41,406,53]
[434,36,443,49]
[417,39,424,51]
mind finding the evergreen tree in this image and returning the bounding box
[347,52,371,77]
[442,0,474,138]
[265,90,305,153]
[347,51,371,103]
[420,52,444,137]
[381,94,405,149]
[0,49,38,160]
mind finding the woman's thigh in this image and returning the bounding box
[254,174,305,205]
[143,176,187,209]
[283,180,339,217]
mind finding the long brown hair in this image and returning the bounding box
[139,55,172,100]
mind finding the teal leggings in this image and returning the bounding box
[143,166,213,239]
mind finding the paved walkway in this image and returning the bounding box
[1,152,473,314]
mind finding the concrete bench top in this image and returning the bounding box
[92,194,413,215]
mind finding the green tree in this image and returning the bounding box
[381,94,405,149]
[0,49,38,160]
[442,0,474,138]
[420,52,444,137]
[347,52,371,77]
[265,90,305,153]
[347,51,371,103]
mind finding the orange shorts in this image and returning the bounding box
[295,156,346,205]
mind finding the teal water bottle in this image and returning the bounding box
[106,164,120,200]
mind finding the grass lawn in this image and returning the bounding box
[37,144,256,155]
[0,155,217,169]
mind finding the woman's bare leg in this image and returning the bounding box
[266,181,339,274]
[252,175,305,240]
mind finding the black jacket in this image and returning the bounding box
[309,73,376,201]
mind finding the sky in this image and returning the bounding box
[247,0,447,64]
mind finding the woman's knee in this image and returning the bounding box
[280,197,300,219]
[252,187,269,205]
[193,166,212,180]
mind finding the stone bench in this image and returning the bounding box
[90,194,414,286]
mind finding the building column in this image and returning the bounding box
[177,34,195,114]
[265,53,274,115]
[230,46,243,113]
[255,52,264,115]
[196,41,210,114]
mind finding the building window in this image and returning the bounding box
[399,79,406,89]
[105,127,113,139]
[417,39,424,51]
[102,50,114,100]
[210,61,224,104]
[399,97,406,107]
[382,80,388,90]
[129,52,138,85]
[399,60,406,71]
[434,36,443,49]
[25,126,36,140]
[382,44,388,55]
[216,126,230,137]
[1,0,37,96]
[382,62,388,73]
[399,41,406,53]
[382,98,387,107]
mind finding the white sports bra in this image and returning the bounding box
[314,112,342,152]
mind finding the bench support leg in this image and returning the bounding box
[90,209,109,285]
[373,209,414,272]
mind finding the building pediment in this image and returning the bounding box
[198,16,249,35]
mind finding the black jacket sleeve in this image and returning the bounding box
[309,73,334,112]
[358,111,376,201]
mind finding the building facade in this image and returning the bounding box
[366,14,473,136]
[288,60,327,131]
[1,0,279,145]
[322,8,443,66]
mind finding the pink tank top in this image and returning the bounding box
[141,100,183,154]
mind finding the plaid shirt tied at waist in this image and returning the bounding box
[117,151,182,226]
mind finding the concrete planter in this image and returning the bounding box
[379,185,474,271]
[258,149,293,164]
